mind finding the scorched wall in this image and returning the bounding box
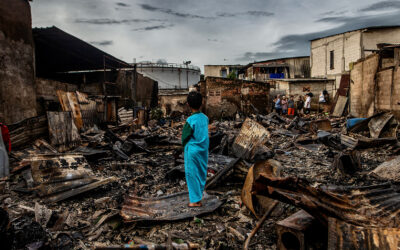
[0,0,37,124]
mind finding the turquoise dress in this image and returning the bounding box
[182,112,209,203]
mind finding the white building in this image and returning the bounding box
[135,62,201,89]
[310,26,400,88]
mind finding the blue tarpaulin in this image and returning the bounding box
[347,118,367,129]
[269,73,285,79]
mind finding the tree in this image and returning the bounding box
[227,70,237,80]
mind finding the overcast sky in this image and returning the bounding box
[31,0,400,71]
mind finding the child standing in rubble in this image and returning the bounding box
[182,91,209,207]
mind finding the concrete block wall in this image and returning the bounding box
[326,36,344,76]
[343,32,361,71]
[35,78,78,101]
[159,94,188,116]
[392,68,400,117]
[350,54,379,117]
[376,68,393,111]
[311,31,361,89]
[363,28,400,52]
[311,46,326,77]
[204,77,269,119]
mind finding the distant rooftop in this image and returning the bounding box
[242,56,309,69]
[132,62,200,71]
[204,64,243,67]
[310,25,400,41]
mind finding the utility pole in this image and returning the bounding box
[183,60,191,89]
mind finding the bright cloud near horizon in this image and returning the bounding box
[31,0,400,71]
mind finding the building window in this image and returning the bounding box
[220,68,227,78]
[330,50,334,70]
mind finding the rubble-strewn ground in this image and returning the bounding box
[1,113,397,249]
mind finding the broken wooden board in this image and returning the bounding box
[331,95,347,117]
[121,192,222,222]
[44,177,117,203]
[47,111,81,152]
[232,118,270,161]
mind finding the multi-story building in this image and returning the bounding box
[240,56,310,81]
[204,65,243,78]
[310,26,400,89]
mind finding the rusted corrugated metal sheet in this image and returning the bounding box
[76,91,98,128]
[242,159,281,218]
[8,115,48,149]
[254,175,400,228]
[57,90,84,130]
[328,218,400,250]
[29,154,116,203]
[232,118,270,161]
[121,192,222,222]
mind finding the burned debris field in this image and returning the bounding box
[2,0,400,249]
[2,111,400,249]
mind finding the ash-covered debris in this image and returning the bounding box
[1,109,400,249]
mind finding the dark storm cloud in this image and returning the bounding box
[273,11,400,58]
[360,1,400,12]
[90,40,113,46]
[320,10,347,16]
[132,24,174,31]
[116,2,130,7]
[139,4,209,19]
[316,16,351,22]
[75,18,165,25]
[217,10,274,18]
[237,52,289,62]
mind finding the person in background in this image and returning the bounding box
[0,123,10,152]
[272,95,277,113]
[275,94,282,114]
[322,90,330,113]
[287,95,295,116]
[281,96,288,115]
[297,96,304,116]
[0,123,9,178]
[181,91,209,207]
[304,93,312,114]
[318,91,326,113]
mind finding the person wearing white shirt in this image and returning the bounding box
[304,94,311,114]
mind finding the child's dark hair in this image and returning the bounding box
[187,91,203,110]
